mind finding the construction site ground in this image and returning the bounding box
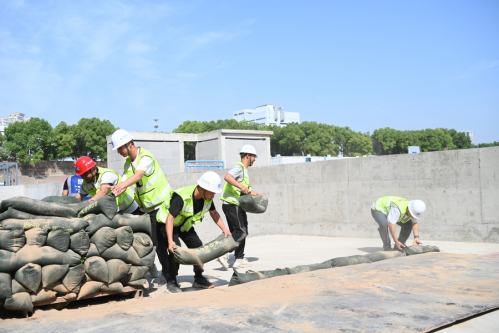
[1,235,499,332]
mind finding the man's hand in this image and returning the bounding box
[240,186,250,195]
[168,241,177,254]
[250,191,261,196]
[412,238,423,245]
[222,229,231,238]
[111,184,126,197]
[395,241,406,250]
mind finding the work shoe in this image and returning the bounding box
[217,254,229,269]
[192,275,214,289]
[148,264,162,279]
[233,258,252,268]
[165,279,182,294]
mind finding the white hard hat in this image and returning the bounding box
[240,145,257,157]
[408,200,426,221]
[111,129,133,150]
[197,171,222,194]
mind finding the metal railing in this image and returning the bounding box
[185,160,225,172]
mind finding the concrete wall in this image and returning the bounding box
[196,139,220,161]
[224,138,268,168]
[0,182,64,201]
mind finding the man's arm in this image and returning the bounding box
[209,210,231,237]
[166,213,177,253]
[62,190,69,196]
[75,193,82,201]
[89,184,111,203]
[111,170,145,196]
[411,222,422,245]
[224,173,250,195]
[388,223,406,250]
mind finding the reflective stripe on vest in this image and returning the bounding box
[374,196,412,224]
[156,185,212,232]
[220,161,251,206]
[124,147,171,210]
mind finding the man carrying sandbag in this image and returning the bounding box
[74,156,139,214]
[371,196,426,251]
[109,129,172,279]
[218,145,261,269]
[156,171,231,294]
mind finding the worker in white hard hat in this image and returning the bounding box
[218,144,261,269]
[109,129,173,279]
[371,196,426,251]
[155,171,231,294]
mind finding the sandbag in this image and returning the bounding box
[63,293,77,301]
[107,259,131,284]
[31,288,57,305]
[138,246,156,268]
[11,279,26,294]
[47,228,71,252]
[0,246,81,273]
[90,227,116,253]
[62,264,85,292]
[367,250,406,262]
[77,281,104,300]
[84,213,151,237]
[4,292,33,313]
[0,196,79,218]
[400,245,440,256]
[47,280,69,295]
[77,193,118,220]
[174,234,238,265]
[0,207,75,221]
[116,226,133,251]
[70,230,90,256]
[15,264,42,292]
[87,243,100,257]
[1,217,89,234]
[0,272,12,299]
[101,244,142,265]
[285,261,332,274]
[25,228,48,246]
[42,264,69,288]
[228,268,288,287]
[0,227,25,252]
[239,194,268,214]
[123,278,148,289]
[331,255,372,268]
[41,196,81,204]
[126,266,149,282]
[132,233,153,258]
[100,282,124,294]
[84,257,108,283]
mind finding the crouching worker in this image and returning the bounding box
[74,156,140,214]
[371,196,426,251]
[156,171,231,294]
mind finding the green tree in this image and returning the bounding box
[477,141,499,148]
[73,118,116,160]
[3,118,54,164]
[53,121,77,160]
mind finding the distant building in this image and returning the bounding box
[0,112,31,134]
[233,104,300,127]
[465,130,474,144]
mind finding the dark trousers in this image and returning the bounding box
[371,209,413,249]
[222,203,248,259]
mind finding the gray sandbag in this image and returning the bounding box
[77,193,118,220]
[0,246,80,273]
[31,288,57,305]
[47,280,69,295]
[77,281,104,300]
[0,207,77,221]
[41,196,81,204]
[116,226,133,251]
[70,230,90,256]
[124,278,148,289]
[331,255,372,268]
[100,282,124,294]
[0,272,12,299]
[84,256,108,283]
[1,216,89,234]
[12,279,26,294]
[132,233,153,258]
[126,266,149,282]
[87,243,99,257]
[25,228,48,246]
[101,244,142,265]
[63,293,77,301]
[285,260,332,274]
[62,264,85,292]
[138,246,156,268]
[0,227,26,252]
[239,194,268,214]
[174,233,238,265]
[0,196,79,218]
[4,292,33,313]
[107,259,131,284]
[15,264,42,292]
[367,250,406,262]
[90,226,116,253]
[400,245,440,256]
[42,264,69,288]
[228,268,288,287]
[84,213,151,237]
[47,228,71,252]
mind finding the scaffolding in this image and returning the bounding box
[0,162,18,186]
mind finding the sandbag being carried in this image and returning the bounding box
[90,227,116,254]
[15,264,42,292]
[228,268,288,287]
[84,257,108,283]
[78,193,118,220]
[174,234,238,265]
[239,194,268,214]
[0,197,79,218]
[70,230,90,256]
[4,292,33,313]
[25,228,48,246]
[0,227,26,252]
[0,272,12,299]
[0,246,80,273]
[400,245,440,256]
[1,217,89,234]
[42,264,69,288]
[41,196,81,204]
[115,226,133,251]
[132,233,153,258]
[84,213,151,237]
[285,260,332,274]
[47,228,71,252]
[106,259,131,284]
[331,255,372,268]
[366,250,406,262]
[62,264,85,292]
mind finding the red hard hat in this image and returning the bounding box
[75,156,96,176]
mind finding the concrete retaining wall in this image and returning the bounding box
[0,182,64,201]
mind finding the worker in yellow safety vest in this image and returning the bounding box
[371,196,426,251]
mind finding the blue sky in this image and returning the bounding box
[0,0,498,144]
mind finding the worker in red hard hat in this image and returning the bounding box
[75,156,139,214]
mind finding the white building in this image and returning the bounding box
[233,104,300,127]
[465,130,474,144]
[0,112,31,135]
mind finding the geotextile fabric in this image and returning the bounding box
[285,261,333,274]
[1,217,89,234]
[15,264,42,293]
[0,227,26,252]
[47,228,71,252]
[41,196,81,204]
[115,226,133,251]
[70,230,90,257]
[41,264,69,288]
[239,194,268,214]
[132,233,153,258]
[228,268,289,286]
[0,197,80,218]
[0,272,12,299]
[173,233,239,265]
[77,194,118,220]
[84,213,151,237]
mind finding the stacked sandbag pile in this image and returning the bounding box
[0,194,155,315]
